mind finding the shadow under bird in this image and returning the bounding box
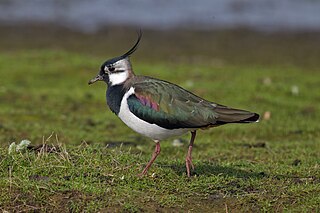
[88,31,259,177]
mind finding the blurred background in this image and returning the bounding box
[0,0,319,64]
[0,0,319,144]
[1,0,320,32]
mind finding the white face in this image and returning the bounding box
[104,59,131,86]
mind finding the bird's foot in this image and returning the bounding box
[137,172,145,177]
[137,142,161,178]
[185,155,195,177]
[137,168,148,177]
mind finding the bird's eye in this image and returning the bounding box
[109,67,115,72]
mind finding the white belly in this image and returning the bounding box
[118,87,189,141]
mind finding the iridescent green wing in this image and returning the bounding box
[127,77,219,129]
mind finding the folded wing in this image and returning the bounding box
[127,77,259,130]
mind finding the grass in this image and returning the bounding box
[0,26,320,212]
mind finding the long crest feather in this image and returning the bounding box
[121,29,142,58]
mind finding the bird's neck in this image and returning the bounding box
[106,82,130,115]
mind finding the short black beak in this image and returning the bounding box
[88,74,103,85]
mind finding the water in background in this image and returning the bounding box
[0,0,320,32]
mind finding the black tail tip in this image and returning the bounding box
[245,113,260,123]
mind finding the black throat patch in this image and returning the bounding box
[106,84,127,115]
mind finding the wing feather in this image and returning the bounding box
[126,77,258,130]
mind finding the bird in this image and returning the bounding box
[88,31,259,177]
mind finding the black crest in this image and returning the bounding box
[100,30,142,69]
[120,30,142,59]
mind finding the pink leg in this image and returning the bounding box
[186,131,196,177]
[138,141,161,177]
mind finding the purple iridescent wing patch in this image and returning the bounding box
[136,94,160,111]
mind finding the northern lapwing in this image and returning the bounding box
[88,31,259,177]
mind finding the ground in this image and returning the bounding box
[0,25,319,212]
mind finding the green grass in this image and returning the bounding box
[0,27,320,212]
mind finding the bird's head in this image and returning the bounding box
[88,31,142,86]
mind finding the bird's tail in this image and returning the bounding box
[214,104,259,125]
